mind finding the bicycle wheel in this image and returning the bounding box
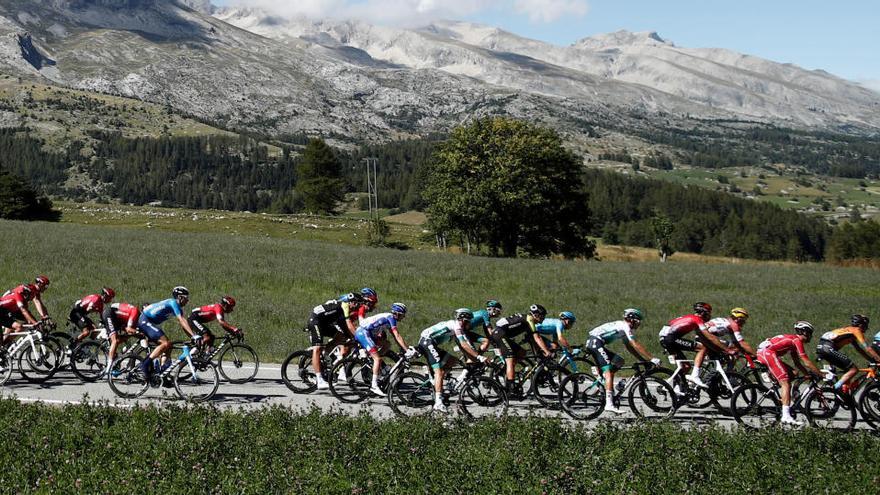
[708,371,749,414]
[70,341,108,382]
[730,383,780,429]
[17,340,60,383]
[387,371,434,417]
[328,358,370,403]
[174,358,219,402]
[217,343,259,384]
[805,387,856,430]
[857,381,880,430]
[531,362,569,408]
[108,354,149,399]
[558,372,605,421]
[628,375,677,419]
[0,349,13,386]
[457,376,508,419]
[281,350,317,393]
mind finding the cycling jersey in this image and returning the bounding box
[142,298,183,324]
[191,304,226,324]
[704,317,744,342]
[469,309,493,332]
[494,314,537,338]
[357,312,399,338]
[589,320,634,345]
[102,303,139,335]
[659,314,706,338]
[72,294,105,315]
[536,318,566,339]
[313,299,366,324]
[820,326,869,350]
[420,319,469,345]
[0,290,26,313]
[757,334,809,382]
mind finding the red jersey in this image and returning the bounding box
[757,334,809,359]
[73,294,105,315]
[660,314,706,338]
[109,303,139,328]
[346,303,368,324]
[0,288,28,312]
[192,304,226,323]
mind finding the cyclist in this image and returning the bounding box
[490,304,551,396]
[586,308,661,414]
[658,302,729,388]
[187,295,241,350]
[137,286,195,379]
[756,321,822,425]
[536,311,577,359]
[306,292,370,389]
[68,287,116,350]
[1,275,51,343]
[816,314,880,393]
[101,300,141,374]
[692,307,758,379]
[353,302,415,396]
[417,308,487,412]
[466,299,503,353]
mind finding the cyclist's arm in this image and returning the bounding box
[389,326,407,350]
[696,327,728,351]
[557,332,572,350]
[177,314,195,337]
[345,318,358,337]
[625,339,653,362]
[33,295,48,319]
[456,335,481,360]
[216,314,237,333]
[852,331,880,363]
[531,331,552,357]
[733,339,757,358]
[793,342,821,376]
[19,303,38,325]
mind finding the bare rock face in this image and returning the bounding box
[16,31,54,69]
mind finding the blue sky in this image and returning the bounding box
[216,0,879,86]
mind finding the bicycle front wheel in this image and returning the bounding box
[108,354,149,399]
[70,341,108,382]
[17,341,61,383]
[174,359,220,402]
[558,372,605,421]
[730,383,780,429]
[531,362,569,409]
[805,387,855,430]
[217,343,259,384]
[387,371,434,417]
[457,376,508,419]
[857,381,880,430]
[328,358,370,403]
[0,350,13,386]
[281,350,317,393]
[628,375,677,419]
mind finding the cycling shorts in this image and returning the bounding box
[490,329,523,359]
[137,314,165,342]
[816,340,855,370]
[0,308,17,328]
[586,337,623,373]
[69,308,94,331]
[757,349,793,383]
[355,328,382,355]
[101,307,121,336]
[307,315,346,347]
[418,337,451,370]
[660,335,698,361]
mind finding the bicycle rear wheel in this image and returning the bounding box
[387,371,434,417]
[708,371,748,414]
[108,354,149,399]
[730,383,780,429]
[457,376,508,419]
[628,375,677,419]
[281,350,317,393]
[558,372,605,420]
[531,362,569,408]
[174,358,220,402]
[805,387,855,430]
[217,343,259,384]
[857,381,880,430]
[328,358,370,403]
[0,349,13,386]
[70,341,108,382]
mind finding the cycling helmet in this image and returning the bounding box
[35,275,49,288]
[851,314,870,329]
[623,308,643,321]
[360,288,378,306]
[390,302,407,315]
[529,304,547,318]
[730,307,749,321]
[221,295,236,310]
[172,286,190,299]
[454,308,474,321]
[693,302,712,319]
[559,311,576,323]
[794,321,814,341]
[101,287,116,301]
[486,300,502,310]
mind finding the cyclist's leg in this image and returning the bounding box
[490,330,516,384]
[69,309,94,347]
[818,341,856,389]
[137,315,166,374]
[307,317,324,376]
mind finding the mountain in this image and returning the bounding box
[0,0,878,145]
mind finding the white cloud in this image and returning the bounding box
[222,0,587,26]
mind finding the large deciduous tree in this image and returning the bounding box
[423,118,594,258]
[295,139,345,214]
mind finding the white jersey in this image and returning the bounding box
[589,320,635,345]
[704,317,744,342]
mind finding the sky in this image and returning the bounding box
[214,0,880,89]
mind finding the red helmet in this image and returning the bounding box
[34,275,50,289]
[101,287,116,301]
[220,296,236,310]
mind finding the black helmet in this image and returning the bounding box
[529,304,547,318]
[851,314,869,329]
[172,286,189,299]
[794,321,814,341]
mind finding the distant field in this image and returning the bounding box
[3,218,879,362]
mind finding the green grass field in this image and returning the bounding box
[2,218,879,363]
[0,399,877,494]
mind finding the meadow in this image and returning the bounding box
[0,399,876,494]
[2,218,879,362]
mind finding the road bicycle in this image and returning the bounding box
[650,353,748,412]
[107,341,219,402]
[823,363,880,430]
[730,373,854,429]
[557,361,677,420]
[280,339,352,393]
[0,321,63,385]
[327,348,409,403]
[196,331,259,383]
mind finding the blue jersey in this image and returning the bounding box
[357,312,399,338]
[469,309,492,332]
[536,318,566,338]
[142,298,183,325]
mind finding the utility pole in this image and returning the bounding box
[362,157,379,237]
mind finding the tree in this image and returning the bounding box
[294,139,345,214]
[0,167,59,221]
[423,118,595,258]
[651,213,675,262]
